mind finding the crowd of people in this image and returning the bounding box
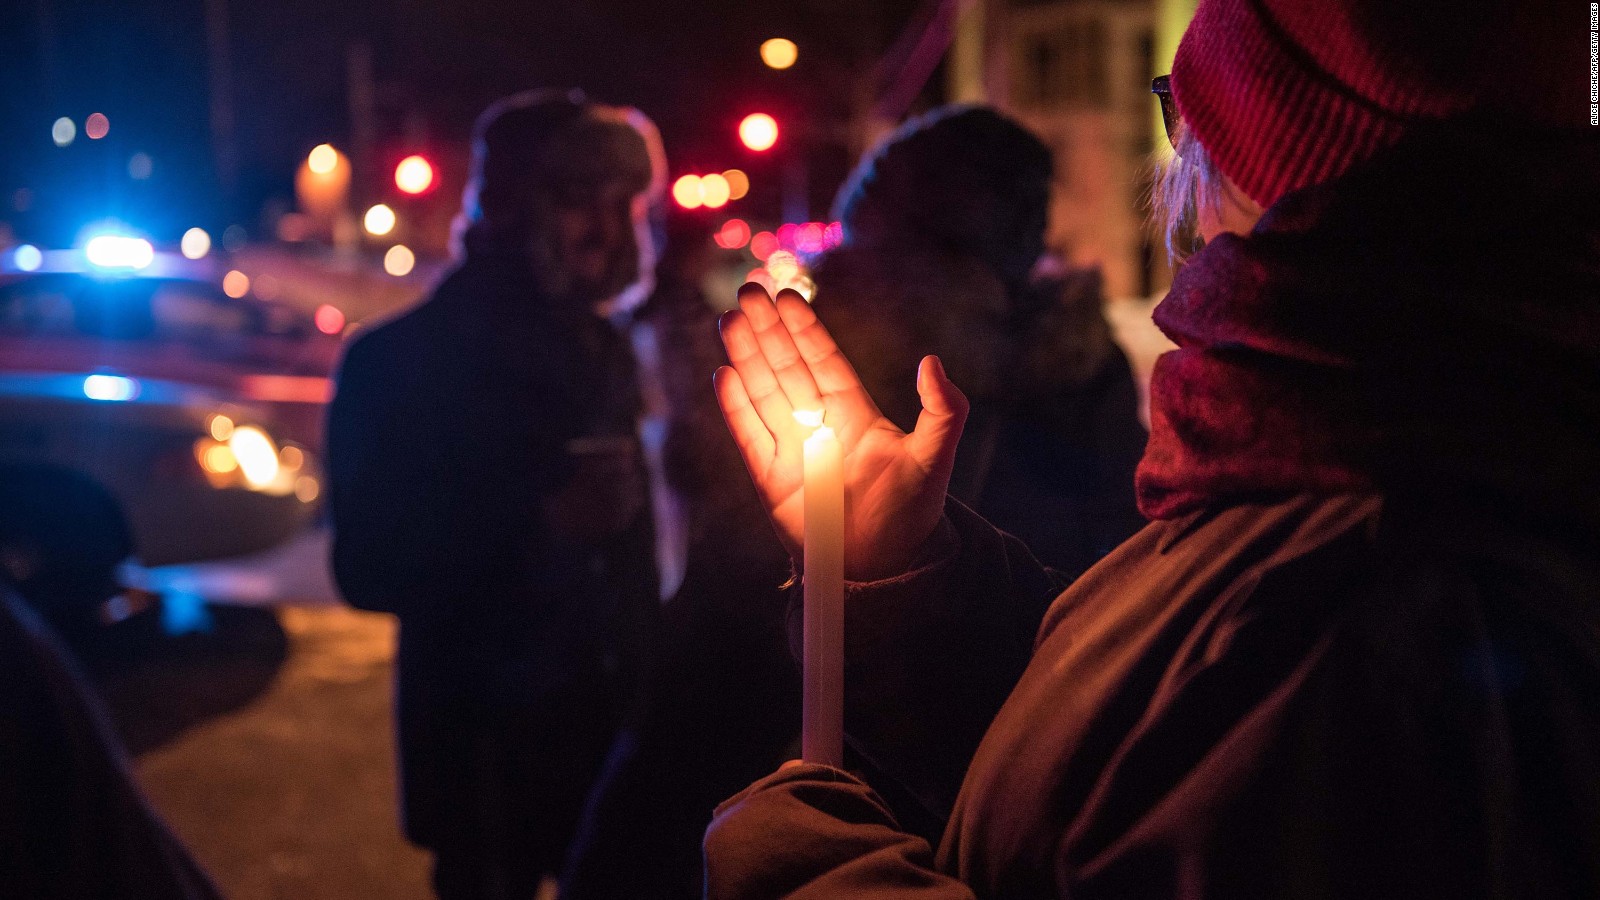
[3,0,1595,896]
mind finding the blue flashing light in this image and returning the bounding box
[85,235,155,270]
[83,374,141,402]
[12,244,42,272]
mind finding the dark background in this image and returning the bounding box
[0,0,930,248]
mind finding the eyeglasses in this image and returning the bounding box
[1151,75,1177,149]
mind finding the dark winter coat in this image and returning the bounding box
[0,587,219,899]
[326,254,656,866]
[706,492,1600,897]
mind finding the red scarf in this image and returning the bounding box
[1136,125,1600,524]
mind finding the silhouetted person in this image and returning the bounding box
[810,106,1146,581]
[0,584,219,899]
[327,90,663,900]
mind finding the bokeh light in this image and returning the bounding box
[363,203,397,236]
[775,222,799,251]
[82,374,139,401]
[715,218,752,250]
[222,270,251,298]
[760,38,798,70]
[745,266,774,294]
[797,222,825,253]
[208,414,235,441]
[394,155,435,194]
[85,235,154,269]
[750,231,778,261]
[700,173,731,208]
[199,442,238,475]
[12,244,42,272]
[723,169,750,200]
[384,244,415,277]
[222,225,248,250]
[51,117,76,147]
[127,152,153,180]
[181,227,212,260]
[672,174,703,209]
[739,113,779,152]
[307,143,340,175]
[315,304,346,335]
[229,426,280,488]
[85,113,109,140]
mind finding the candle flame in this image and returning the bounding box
[792,409,824,428]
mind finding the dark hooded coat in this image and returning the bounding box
[327,255,656,875]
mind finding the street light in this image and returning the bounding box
[739,113,779,152]
[307,143,340,175]
[673,174,704,209]
[363,203,397,236]
[760,38,798,70]
[699,173,731,208]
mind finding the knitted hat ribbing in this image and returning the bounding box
[1171,0,1585,209]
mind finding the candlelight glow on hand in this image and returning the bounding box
[716,283,969,770]
[795,408,845,767]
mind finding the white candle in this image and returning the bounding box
[797,410,845,768]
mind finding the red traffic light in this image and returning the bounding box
[394,155,435,195]
[739,114,779,152]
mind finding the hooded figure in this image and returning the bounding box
[328,90,663,899]
[810,105,1146,579]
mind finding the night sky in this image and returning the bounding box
[0,0,927,247]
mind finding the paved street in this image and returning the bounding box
[87,528,434,899]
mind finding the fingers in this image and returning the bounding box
[713,367,776,480]
[720,305,796,438]
[904,356,970,476]
[772,291,884,433]
[739,284,825,417]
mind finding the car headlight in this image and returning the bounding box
[228,426,280,489]
[192,421,310,498]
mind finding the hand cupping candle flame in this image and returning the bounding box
[713,281,969,583]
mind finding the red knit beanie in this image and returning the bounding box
[1171,0,1588,209]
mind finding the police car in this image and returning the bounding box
[0,234,334,618]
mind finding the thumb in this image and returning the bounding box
[904,355,969,476]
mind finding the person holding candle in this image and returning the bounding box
[703,0,1600,896]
